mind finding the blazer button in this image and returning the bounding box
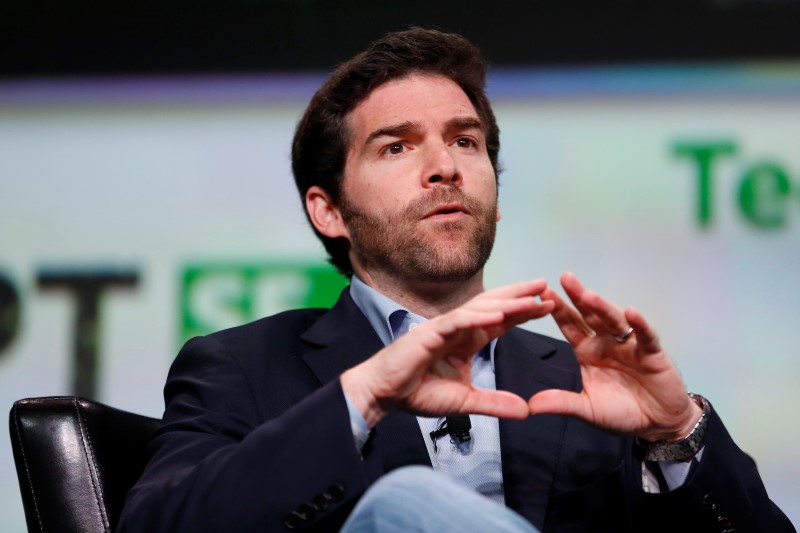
[716,516,733,529]
[284,504,316,530]
[296,504,315,521]
[325,483,345,502]
[311,494,331,512]
[283,514,301,530]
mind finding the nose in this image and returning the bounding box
[422,144,460,187]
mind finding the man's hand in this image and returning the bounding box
[529,272,702,442]
[341,280,555,428]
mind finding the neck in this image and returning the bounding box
[354,268,485,319]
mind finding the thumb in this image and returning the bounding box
[462,389,529,420]
[528,389,587,418]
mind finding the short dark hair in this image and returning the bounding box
[291,28,500,277]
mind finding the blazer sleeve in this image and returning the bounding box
[630,407,795,532]
[118,334,383,533]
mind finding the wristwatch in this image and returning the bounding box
[636,393,710,462]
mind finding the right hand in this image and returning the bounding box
[340,279,554,427]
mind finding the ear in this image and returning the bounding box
[306,186,350,240]
[496,207,502,222]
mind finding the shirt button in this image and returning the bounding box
[408,322,418,332]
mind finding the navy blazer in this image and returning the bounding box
[120,288,793,532]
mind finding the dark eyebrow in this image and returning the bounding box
[364,121,420,146]
[445,116,483,133]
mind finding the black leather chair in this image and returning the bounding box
[9,396,161,533]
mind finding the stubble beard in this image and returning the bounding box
[340,186,497,284]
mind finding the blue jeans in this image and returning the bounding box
[341,466,539,533]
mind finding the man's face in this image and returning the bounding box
[338,73,499,283]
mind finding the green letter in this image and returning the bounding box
[0,271,21,356]
[180,262,347,345]
[673,141,737,227]
[738,161,792,229]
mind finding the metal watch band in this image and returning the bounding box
[637,393,710,462]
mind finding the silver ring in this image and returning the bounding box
[612,326,634,343]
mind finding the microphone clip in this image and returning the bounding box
[429,415,472,453]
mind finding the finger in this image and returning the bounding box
[561,272,629,338]
[445,307,507,329]
[461,389,529,420]
[452,290,556,339]
[419,305,530,358]
[469,297,555,324]
[541,287,595,345]
[458,279,551,331]
[409,309,514,365]
[625,307,662,354]
[528,389,591,420]
[501,298,555,324]
[479,279,549,301]
[468,293,550,314]
[387,309,497,369]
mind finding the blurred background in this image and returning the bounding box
[2,1,799,529]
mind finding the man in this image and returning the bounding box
[120,29,793,532]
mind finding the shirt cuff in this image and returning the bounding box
[344,391,371,451]
[661,447,705,490]
[642,447,705,493]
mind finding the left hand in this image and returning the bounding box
[528,272,702,442]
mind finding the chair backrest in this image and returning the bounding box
[9,396,161,533]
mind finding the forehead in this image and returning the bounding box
[345,74,479,144]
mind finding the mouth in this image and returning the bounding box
[423,203,470,220]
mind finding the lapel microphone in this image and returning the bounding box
[429,415,472,453]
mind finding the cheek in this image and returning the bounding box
[341,162,376,206]
[352,161,415,203]
[469,156,495,185]
[343,172,408,216]
[479,165,498,195]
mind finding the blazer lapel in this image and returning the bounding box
[300,288,432,471]
[495,328,578,529]
[300,287,383,383]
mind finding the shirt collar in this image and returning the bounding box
[349,275,406,346]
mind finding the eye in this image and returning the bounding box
[382,142,406,156]
[455,137,477,149]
